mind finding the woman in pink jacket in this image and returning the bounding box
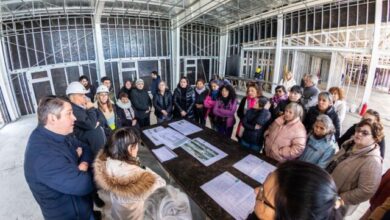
[264,102,307,162]
[213,84,238,138]
[204,80,220,130]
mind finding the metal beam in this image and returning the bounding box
[272,14,283,90]
[218,31,228,77]
[170,26,180,89]
[0,36,19,120]
[94,0,106,78]
[227,0,335,30]
[362,0,382,105]
[171,0,230,29]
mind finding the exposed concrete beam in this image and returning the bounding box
[171,0,230,29]
[227,0,335,30]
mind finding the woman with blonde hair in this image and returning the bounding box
[329,87,347,124]
[95,85,118,137]
[279,71,296,91]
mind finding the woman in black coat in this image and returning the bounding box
[304,92,340,140]
[117,80,132,99]
[194,79,209,126]
[153,81,173,123]
[240,96,272,152]
[272,85,306,120]
[173,76,195,119]
[130,79,152,128]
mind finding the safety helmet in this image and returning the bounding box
[66,82,88,95]
[96,85,109,94]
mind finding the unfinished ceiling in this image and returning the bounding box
[0,0,303,27]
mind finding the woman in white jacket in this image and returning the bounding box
[279,71,297,92]
[94,127,166,220]
[329,87,347,124]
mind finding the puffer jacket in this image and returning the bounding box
[173,86,195,119]
[241,108,271,146]
[153,89,173,119]
[264,116,307,162]
[212,98,238,128]
[130,88,152,120]
[299,134,337,168]
[304,106,341,140]
[94,152,166,220]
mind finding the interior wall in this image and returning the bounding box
[292,51,311,82]
[1,16,97,113]
[180,23,220,84]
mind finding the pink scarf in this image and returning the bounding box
[246,96,257,110]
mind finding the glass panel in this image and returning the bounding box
[187,67,196,85]
[32,81,53,105]
[31,71,48,79]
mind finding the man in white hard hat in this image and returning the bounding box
[66,81,106,212]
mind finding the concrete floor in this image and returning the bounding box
[0,101,389,219]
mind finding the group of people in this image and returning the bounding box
[23,70,388,220]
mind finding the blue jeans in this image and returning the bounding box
[240,139,262,153]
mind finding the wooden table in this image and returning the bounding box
[141,120,277,220]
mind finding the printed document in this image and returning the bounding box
[142,126,165,145]
[233,154,276,184]
[180,137,227,166]
[201,172,255,220]
[169,119,202,135]
[156,127,190,150]
[151,146,178,163]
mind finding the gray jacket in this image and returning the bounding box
[330,140,382,216]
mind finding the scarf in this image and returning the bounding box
[103,110,116,130]
[211,90,218,100]
[195,87,206,95]
[272,94,288,105]
[246,96,257,110]
[221,96,230,106]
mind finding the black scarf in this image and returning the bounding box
[221,96,230,106]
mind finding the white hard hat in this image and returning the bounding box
[66,82,88,95]
[96,85,109,94]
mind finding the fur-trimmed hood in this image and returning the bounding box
[94,151,164,198]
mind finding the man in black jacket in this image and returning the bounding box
[66,82,106,156]
[66,81,106,212]
[130,79,152,127]
[150,71,161,97]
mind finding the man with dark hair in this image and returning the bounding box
[150,70,161,97]
[24,96,94,220]
[79,75,96,102]
[100,76,116,103]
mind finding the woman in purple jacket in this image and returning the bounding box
[213,84,238,138]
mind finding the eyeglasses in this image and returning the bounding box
[355,128,372,136]
[256,185,275,210]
